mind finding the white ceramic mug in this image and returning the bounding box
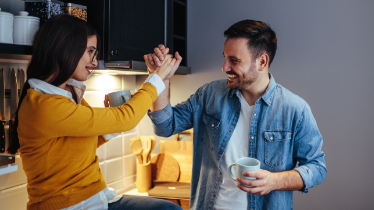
[108,90,131,107]
[228,157,260,187]
[0,8,14,44]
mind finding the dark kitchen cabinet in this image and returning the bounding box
[61,0,188,68]
[167,0,187,67]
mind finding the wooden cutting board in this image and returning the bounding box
[151,154,180,181]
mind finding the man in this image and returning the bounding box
[144,20,326,210]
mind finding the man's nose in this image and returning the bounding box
[222,59,230,72]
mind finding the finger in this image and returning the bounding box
[175,51,182,60]
[243,171,266,179]
[158,44,166,54]
[147,54,155,65]
[144,54,152,67]
[171,52,182,72]
[164,47,170,55]
[237,177,264,187]
[104,95,110,107]
[154,47,164,61]
[169,58,177,67]
[237,184,264,195]
[151,53,161,66]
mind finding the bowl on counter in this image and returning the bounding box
[0,8,14,44]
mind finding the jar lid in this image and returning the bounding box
[14,11,40,21]
[0,8,14,18]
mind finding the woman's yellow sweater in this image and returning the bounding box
[18,83,157,210]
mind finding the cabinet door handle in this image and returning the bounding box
[111,50,118,56]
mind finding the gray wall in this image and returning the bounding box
[174,0,372,209]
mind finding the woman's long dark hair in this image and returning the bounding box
[7,14,101,154]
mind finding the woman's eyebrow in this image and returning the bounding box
[87,46,97,49]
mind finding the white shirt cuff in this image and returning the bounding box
[103,133,121,140]
[145,74,165,96]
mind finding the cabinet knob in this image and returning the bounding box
[111,50,118,56]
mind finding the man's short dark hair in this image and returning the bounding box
[224,20,277,66]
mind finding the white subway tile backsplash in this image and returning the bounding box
[123,155,137,177]
[0,183,28,210]
[105,135,123,160]
[0,155,27,191]
[123,175,136,188]
[106,157,123,183]
[123,133,138,156]
[107,179,124,192]
[99,162,106,180]
[96,144,105,162]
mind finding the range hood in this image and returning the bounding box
[94,60,191,75]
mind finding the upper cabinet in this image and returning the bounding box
[167,0,187,67]
[1,0,190,73]
[62,0,188,67]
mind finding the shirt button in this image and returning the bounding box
[237,108,240,111]
[254,113,256,116]
[219,151,223,154]
[211,124,214,127]
[220,172,222,175]
[270,137,273,140]
[251,136,254,139]
[229,130,232,133]
[213,194,216,198]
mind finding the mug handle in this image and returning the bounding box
[228,163,237,181]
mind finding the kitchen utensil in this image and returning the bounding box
[149,136,156,162]
[17,69,25,96]
[130,137,143,164]
[9,69,17,153]
[228,157,260,188]
[13,11,40,46]
[0,68,5,153]
[0,8,14,44]
[9,69,18,117]
[160,129,193,183]
[151,154,180,182]
[141,137,151,164]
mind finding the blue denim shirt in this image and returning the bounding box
[148,74,326,210]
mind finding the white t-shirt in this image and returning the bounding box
[214,91,255,210]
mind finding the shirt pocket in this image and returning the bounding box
[201,113,221,149]
[264,131,292,167]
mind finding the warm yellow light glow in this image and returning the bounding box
[95,75,115,90]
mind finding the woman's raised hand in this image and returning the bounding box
[153,54,177,80]
[144,44,182,80]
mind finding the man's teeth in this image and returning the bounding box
[228,74,237,78]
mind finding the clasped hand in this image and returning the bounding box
[143,44,182,80]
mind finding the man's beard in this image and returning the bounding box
[227,62,259,90]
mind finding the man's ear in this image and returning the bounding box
[258,53,269,71]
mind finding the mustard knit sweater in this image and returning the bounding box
[18,83,157,210]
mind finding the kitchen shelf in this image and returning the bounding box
[0,43,32,56]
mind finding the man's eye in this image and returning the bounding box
[232,59,239,63]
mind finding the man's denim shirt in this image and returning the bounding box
[148,74,326,210]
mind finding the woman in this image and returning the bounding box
[7,15,182,210]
